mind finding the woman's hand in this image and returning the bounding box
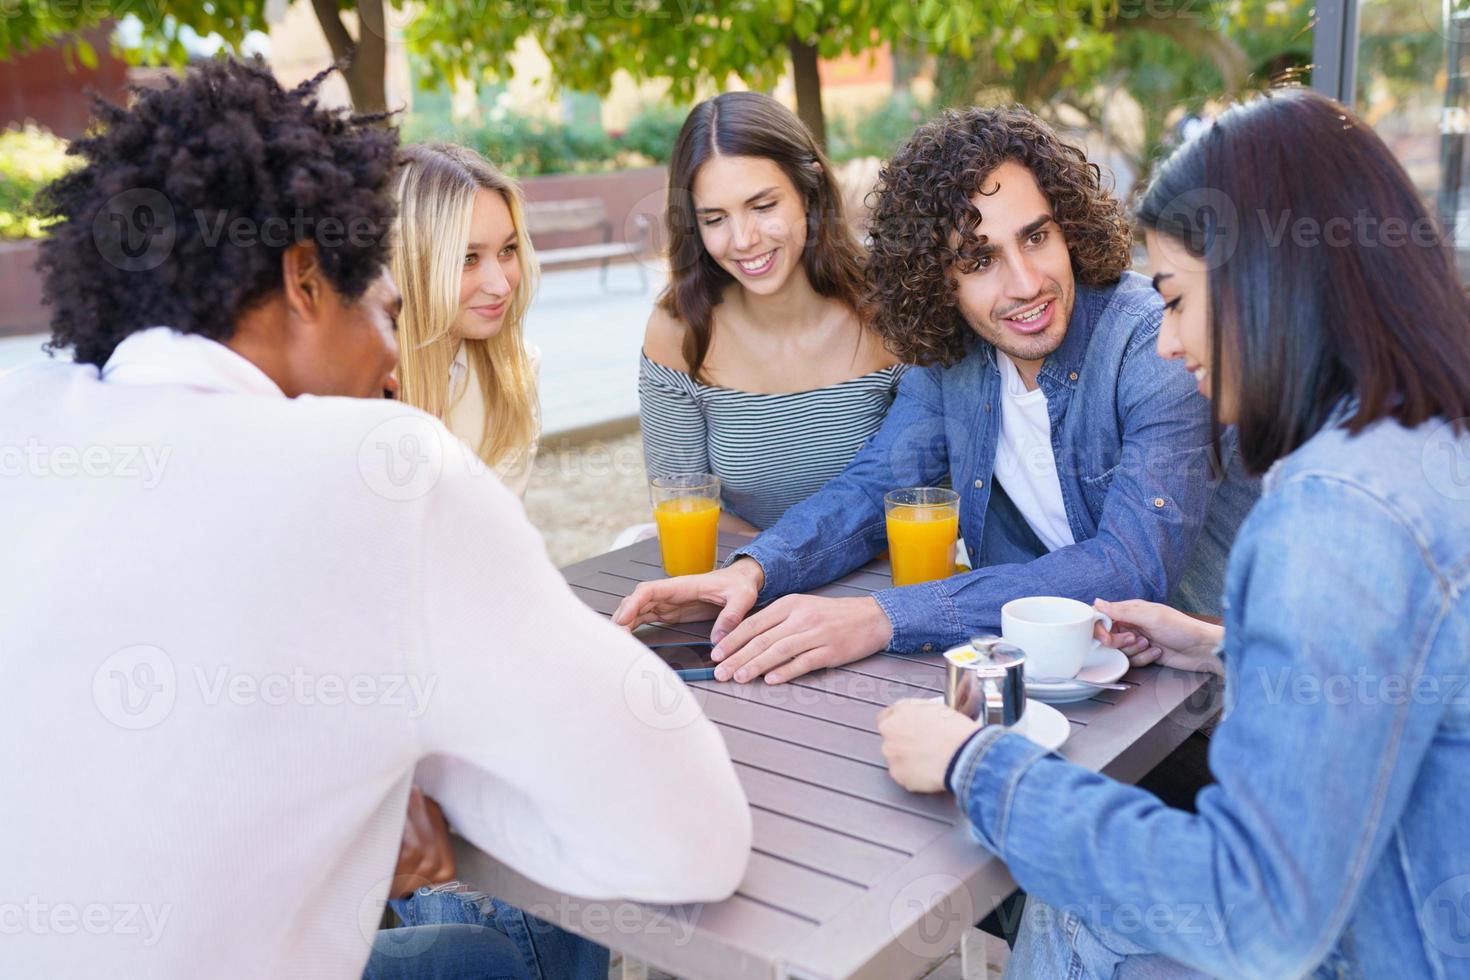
[877,699,981,793]
[1093,598,1225,676]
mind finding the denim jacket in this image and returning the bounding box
[730,271,1258,653]
[949,414,1470,978]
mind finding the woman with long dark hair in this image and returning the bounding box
[638,92,904,532]
[878,86,1470,978]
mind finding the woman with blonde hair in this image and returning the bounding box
[392,142,541,495]
[369,143,611,980]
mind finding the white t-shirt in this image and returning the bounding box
[0,327,750,980]
[992,353,1077,553]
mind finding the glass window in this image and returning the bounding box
[1356,0,1470,275]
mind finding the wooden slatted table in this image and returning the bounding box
[453,532,1221,980]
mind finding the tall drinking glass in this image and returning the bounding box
[650,474,721,576]
[884,487,960,586]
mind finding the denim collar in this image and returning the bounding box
[1036,285,1099,392]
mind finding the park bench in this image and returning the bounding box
[525,197,651,291]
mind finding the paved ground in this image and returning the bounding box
[523,429,651,567]
[524,262,664,438]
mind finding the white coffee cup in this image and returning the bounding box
[1001,596,1113,681]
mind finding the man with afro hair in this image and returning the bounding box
[1,57,750,980]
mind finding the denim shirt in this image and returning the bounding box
[949,414,1470,978]
[730,271,1258,652]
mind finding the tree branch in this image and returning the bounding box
[309,0,356,64]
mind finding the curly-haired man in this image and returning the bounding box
[615,105,1257,682]
[2,58,749,979]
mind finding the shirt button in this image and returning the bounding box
[1069,371,1079,381]
[974,479,984,489]
[984,403,992,412]
[1154,497,1166,508]
[922,644,934,652]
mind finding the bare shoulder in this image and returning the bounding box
[642,303,690,372]
[852,313,903,373]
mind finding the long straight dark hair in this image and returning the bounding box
[1136,87,1470,473]
[658,92,866,382]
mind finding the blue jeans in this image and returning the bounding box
[365,886,610,980]
[1007,898,1208,980]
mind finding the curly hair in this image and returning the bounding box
[38,56,400,367]
[862,105,1132,367]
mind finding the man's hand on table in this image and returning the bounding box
[612,558,766,639]
[390,786,457,899]
[878,699,980,794]
[612,557,895,684]
[707,593,893,684]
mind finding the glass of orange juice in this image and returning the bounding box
[650,474,722,576]
[884,487,960,587]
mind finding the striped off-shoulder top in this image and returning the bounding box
[638,352,909,530]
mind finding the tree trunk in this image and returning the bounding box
[309,0,389,114]
[787,36,826,149]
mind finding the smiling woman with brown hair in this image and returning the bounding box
[638,91,906,533]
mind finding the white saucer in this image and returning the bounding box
[1011,698,1070,751]
[1026,642,1129,704]
[922,696,1071,751]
